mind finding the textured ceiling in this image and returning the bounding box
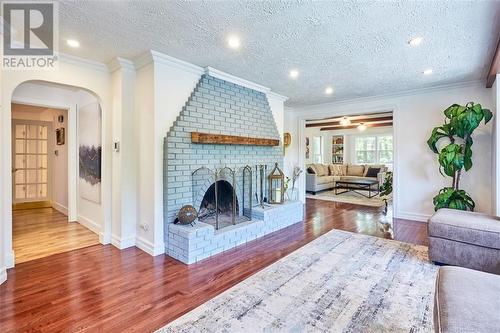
[58,1,500,106]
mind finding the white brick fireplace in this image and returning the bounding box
[164,73,303,264]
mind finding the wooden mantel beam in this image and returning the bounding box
[191,132,280,146]
[306,116,393,128]
[486,34,500,88]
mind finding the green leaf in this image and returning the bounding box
[433,187,475,211]
[483,108,493,124]
[443,104,462,119]
[427,124,453,154]
[438,144,464,177]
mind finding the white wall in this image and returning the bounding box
[11,104,68,213]
[287,81,496,221]
[493,75,500,215]
[284,110,300,179]
[0,69,5,285]
[75,91,104,234]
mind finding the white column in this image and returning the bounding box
[108,58,137,249]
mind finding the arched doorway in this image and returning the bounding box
[7,80,109,264]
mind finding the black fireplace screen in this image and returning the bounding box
[192,166,252,230]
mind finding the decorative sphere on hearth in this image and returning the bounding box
[178,205,198,225]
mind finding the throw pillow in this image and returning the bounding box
[328,164,340,176]
[341,164,347,176]
[328,164,334,175]
[347,164,365,176]
[315,164,327,176]
[363,164,385,176]
[307,166,316,174]
[365,167,381,178]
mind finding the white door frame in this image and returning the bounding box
[11,96,78,221]
[296,103,400,217]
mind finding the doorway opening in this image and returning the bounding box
[10,81,103,264]
[303,111,395,240]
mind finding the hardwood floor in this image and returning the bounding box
[12,208,100,263]
[0,199,427,333]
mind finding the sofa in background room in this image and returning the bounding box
[306,163,388,194]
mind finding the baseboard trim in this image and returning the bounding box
[111,234,136,250]
[395,211,430,223]
[0,267,6,285]
[52,202,68,216]
[6,250,14,268]
[136,236,164,256]
[99,232,111,245]
[78,214,101,234]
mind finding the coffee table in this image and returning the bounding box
[334,179,380,198]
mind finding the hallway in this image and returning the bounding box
[13,208,99,263]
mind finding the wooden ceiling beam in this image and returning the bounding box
[307,116,393,128]
[486,34,500,88]
[306,111,393,122]
[320,122,393,131]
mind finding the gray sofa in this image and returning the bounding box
[428,208,500,274]
[430,209,500,333]
[434,266,500,333]
[306,163,387,194]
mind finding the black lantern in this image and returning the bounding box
[268,162,285,204]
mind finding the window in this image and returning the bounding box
[377,135,393,164]
[312,136,323,163]
[355,136,376,164]
[354,135,393,165]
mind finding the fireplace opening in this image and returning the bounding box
[198,180,240,229]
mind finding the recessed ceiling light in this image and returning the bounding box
[325,87,334,95]
[408,36,423,46]
[289,69,299,79]
[66,39,80,48]
[423,68,433,75]
[340,116,351,126]
[357,123,367,131]
[227,35,241,49]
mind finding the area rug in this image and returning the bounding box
[306,190,392,207]
[157,230,437,333]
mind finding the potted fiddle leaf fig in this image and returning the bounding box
[427,102,492,211]
[379,171,393,215]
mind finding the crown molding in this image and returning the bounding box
[58,53,109,73]
[107,57,135,73]
[134,50,204,75]
[205,67,271,94]
[133,51,154,70]
[290,79,486,113]
[267,91,289,102]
